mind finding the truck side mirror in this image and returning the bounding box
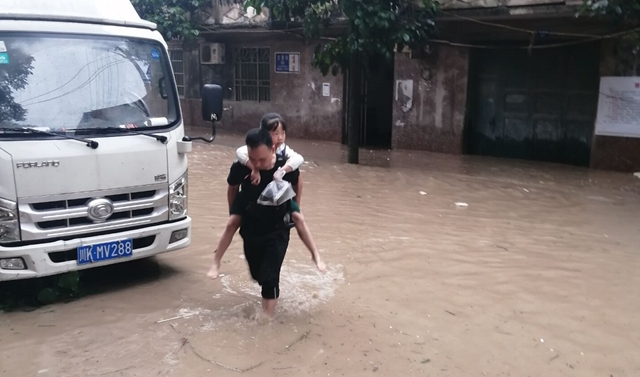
[202,84,223,123]
[183,84,223,144]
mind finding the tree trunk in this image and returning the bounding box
[347,51,362,164]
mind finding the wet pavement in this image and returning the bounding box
[2,130,640,377]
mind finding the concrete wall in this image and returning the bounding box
[591,40,640,172]
[392,46,469,154]
[181,36,344,142]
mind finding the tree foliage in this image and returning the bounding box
[244,0,439,75]
[580,0,640,21]
[131,0,212,41]
[580,0,640,71]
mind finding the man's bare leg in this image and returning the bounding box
[249,299,276,324]
[262,298,278,317]
[292,212,326,272]
[207,215,241,279]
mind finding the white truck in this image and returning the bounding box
[0,0,222,280]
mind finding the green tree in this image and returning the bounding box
[580,0,640,73]
[131,0,212,41]
[580,0,640,20]
[244,0,439,163]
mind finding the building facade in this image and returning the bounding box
[174,1,640,172]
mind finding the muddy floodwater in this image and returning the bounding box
[2,131,640,377]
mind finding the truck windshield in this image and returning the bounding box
[0,33,179,133]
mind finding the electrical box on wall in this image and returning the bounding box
[200,43,225,64]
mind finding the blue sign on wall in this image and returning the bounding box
[275,52,300,73]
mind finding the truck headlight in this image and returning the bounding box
[0,198,20,244]
[169,172,188,220]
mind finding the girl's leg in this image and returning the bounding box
[207,215,241,279]
[292,212,326,272]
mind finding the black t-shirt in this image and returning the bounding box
[227,154,300,238]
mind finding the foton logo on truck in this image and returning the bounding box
[16,161,60,168]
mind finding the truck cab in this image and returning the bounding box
[0,0,221,280]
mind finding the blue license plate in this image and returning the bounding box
[77,239,133,265]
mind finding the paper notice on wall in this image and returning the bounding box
[396,80,413,113]
[596,77,640,138]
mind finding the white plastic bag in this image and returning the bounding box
[257,170,296,206]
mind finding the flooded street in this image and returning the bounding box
[2,131,640,377]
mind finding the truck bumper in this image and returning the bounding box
[0,217,191,281]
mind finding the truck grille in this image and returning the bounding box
[18,184,169,241]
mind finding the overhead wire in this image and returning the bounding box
[434,10,640,50]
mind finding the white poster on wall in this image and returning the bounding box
[596,76,640,138]
[396,80,413,113]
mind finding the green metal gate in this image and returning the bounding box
[466,45,600,166]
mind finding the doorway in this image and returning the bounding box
[465,44,600,166]
[343,54,395,149]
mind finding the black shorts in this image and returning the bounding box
[242,231,290,299]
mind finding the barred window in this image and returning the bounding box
[234,47,270,102]
[169,49,185,98]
